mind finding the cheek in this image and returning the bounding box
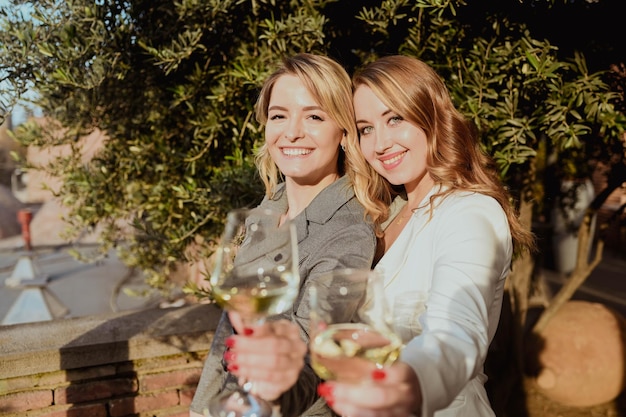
[317,126,343,146]
[265,125,281,144]
[359,140,376,162]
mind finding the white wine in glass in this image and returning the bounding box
[309,269,403,384]
[207,207,300,417]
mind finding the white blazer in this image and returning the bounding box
[376,186,513,417]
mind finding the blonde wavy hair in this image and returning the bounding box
[349,55,534,255]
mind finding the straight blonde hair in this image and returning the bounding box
[254,53,360,198]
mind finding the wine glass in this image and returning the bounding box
[207,207,300,417]
[308,268,403,385]
[391,290,428,343]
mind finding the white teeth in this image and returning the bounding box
[283,148,312,156]
[382,153,404,165]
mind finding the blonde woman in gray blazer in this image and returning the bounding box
[190,53,377,417]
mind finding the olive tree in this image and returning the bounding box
[2,0,624,413]
[1,2,625,399]
[1,0,337,291]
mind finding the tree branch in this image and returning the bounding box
[532,209,604,334]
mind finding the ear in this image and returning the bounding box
[340,136,346,151]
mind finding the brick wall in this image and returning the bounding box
[0,303,220,417]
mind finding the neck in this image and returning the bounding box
[404,176,436,210]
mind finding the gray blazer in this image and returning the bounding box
[190,175,377,417]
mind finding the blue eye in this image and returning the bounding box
[359,126,373,136]
[389,116,403,125]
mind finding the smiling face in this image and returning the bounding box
[265,74,344,187]
[354,85,434,195]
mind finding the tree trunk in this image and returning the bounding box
[532,209,604,334]
[508,198,536,364]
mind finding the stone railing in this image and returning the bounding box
[0,303,220,417]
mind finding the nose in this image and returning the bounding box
[284,118,303,141]
[374,128,392,154]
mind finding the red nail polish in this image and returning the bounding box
[318,383,334,406]
[225,337,235,348]
[227,364,239,372]
[372,369,386,381]
[243,327,254,336]
[317,382,333,397]
[223,350,236,362]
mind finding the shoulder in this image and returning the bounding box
[302,188,376,254]
[261,182,288,212]
[437,191,504,219]
[427,192,512,266]
[430,192,510,243]
[306,176,369,224]
[309,197,375,237]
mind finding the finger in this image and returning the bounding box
[229,329,307,356]
[226,312,280,336]
[247,381,288,402]
[331,379,413,411]
[228,334,306,357]
[332,389,412,417]
[332,402,410,417]
[229,348,305,378]
[237,364,302,386]
[227,311,245,334]
[229,317,301,339]
[268,319,303,338]
[223,340,305,375]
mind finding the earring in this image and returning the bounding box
[341,144,346,152]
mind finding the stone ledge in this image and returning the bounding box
[0,303,220,380]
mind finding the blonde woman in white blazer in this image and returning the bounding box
[314,55,535,417]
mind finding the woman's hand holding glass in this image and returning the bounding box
[207,207,300,417]
[223,313,307,401]
[308,269,404,412]
[321,361,422,417]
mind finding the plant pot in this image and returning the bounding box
[551,178,596,274]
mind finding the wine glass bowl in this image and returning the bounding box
[207,207,300,417]
[209,207,300,325]
[310,322,402,383]
[391,290,428,343]
[309,268,403,384]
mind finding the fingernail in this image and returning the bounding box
[317,383,335,406]
[243,327,254,336]
[227,363,239,372]
[372,369,386,381]
[225,337,235,348]
[223,350,236,362]
[317,382,333,397]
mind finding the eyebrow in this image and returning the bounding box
[268,105,324,112]
[356,109,393,125]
